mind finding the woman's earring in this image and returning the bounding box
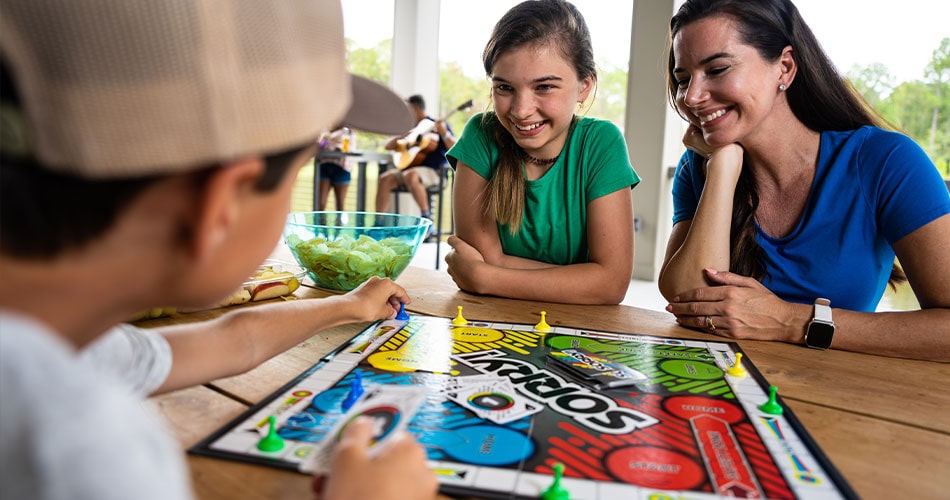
[779,84,787,91]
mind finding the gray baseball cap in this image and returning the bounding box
[0,0,412,178]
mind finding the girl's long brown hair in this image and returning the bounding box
[480,0,596,233]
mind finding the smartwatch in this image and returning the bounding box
[804,298,835,349]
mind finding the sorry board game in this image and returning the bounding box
[190,314,858,499]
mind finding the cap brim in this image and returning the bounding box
[339,75,413,135]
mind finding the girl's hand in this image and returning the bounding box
[444,235,488,294]
[665,269,806,344]
[344,276,410,322]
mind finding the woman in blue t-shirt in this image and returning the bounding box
[445,0,641,304]
[659,0,950,361]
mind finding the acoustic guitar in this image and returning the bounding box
[392,99,473,170]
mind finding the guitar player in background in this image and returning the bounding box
[377,94,457,240]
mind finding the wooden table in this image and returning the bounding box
[145,265,950,500]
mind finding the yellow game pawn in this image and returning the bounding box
[451,305,467,326]
[534,311,551,332]
[726,353,747,377]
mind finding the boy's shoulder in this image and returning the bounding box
[0,313,192,500]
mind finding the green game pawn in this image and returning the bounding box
[541,462,570,500]
[759,385,784,415]
[257,415,285,452]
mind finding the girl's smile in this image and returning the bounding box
[490,43,592,160]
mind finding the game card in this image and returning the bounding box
[547,348,646,389]
[444,375,542,425]
[439,374,503,393]
[300,384,427,473]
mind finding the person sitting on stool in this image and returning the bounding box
[377,94,456,238]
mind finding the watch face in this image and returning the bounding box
[806,322,835,349]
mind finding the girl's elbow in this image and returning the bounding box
[599,275,630,305]
[601,289,626,305]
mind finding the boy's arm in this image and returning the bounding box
[152,277,407,395]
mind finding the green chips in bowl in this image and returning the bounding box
[284,211,431,291]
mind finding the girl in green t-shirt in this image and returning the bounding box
[446,0,641,304]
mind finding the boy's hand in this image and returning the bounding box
[312,418,437,500]
[345,276,410,322]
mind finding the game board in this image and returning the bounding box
[190,314,858,499]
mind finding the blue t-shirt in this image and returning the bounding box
[672,126,950,311]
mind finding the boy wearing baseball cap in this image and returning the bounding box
[0,1,436,499]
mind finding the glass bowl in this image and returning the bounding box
[284,211,431,291]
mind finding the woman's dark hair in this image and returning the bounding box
[667,0,904,285]
[481,0,596,232]
[0,60,305,259]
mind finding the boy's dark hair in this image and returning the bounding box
[0,60,304,259]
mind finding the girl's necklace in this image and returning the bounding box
[522,151,559,165]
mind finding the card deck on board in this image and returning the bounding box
[546,347,646,389]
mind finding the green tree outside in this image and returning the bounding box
[849,37,950,178]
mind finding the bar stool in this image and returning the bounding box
[393,164,454,269]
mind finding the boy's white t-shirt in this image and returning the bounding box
[0,313,193,500]
[80,322,173,397]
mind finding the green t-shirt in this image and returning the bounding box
[447,112,640,265]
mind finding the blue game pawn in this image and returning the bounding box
[396,302,409,320]
[341,372,364,412]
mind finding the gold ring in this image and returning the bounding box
[705,316,716,331]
